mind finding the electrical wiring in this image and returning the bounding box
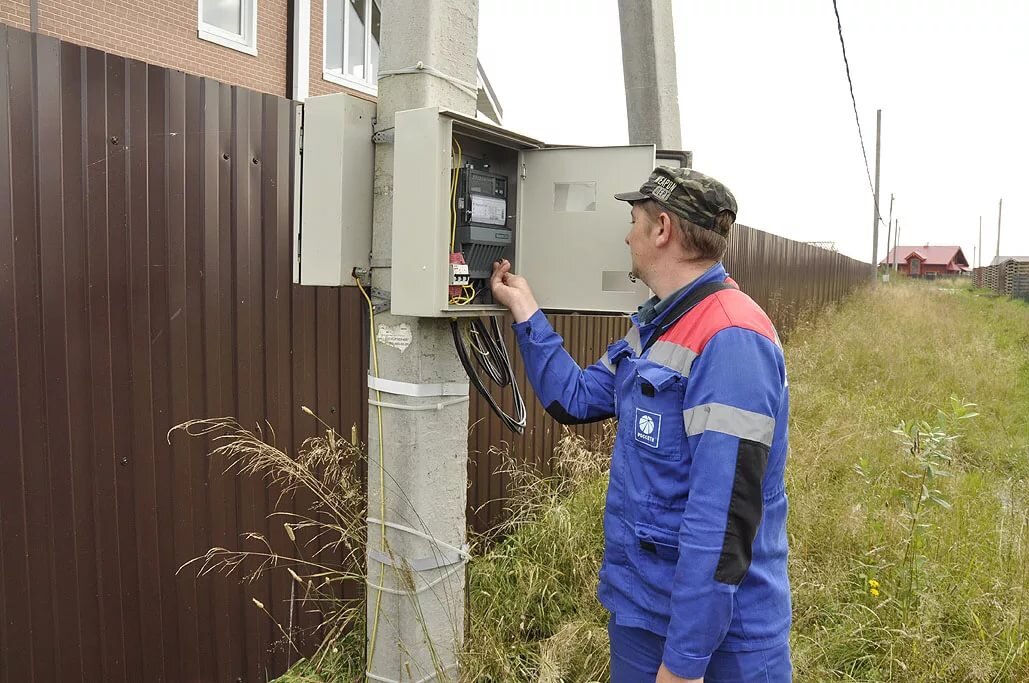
[449,139,463,252]
[468,319,510,386]
[359,276,480,676]
[464,323,490,357]
[832,0,888,228]
[451,316,526,434]
[445,139,523,432]
[448,140,472,306]
[356,278,388,671]
[450,284,477,306]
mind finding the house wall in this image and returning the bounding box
[900,264,959,277]
[0,0,371,101]
[34,0,288,95]
[309,0,336,97]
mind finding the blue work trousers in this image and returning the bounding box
[608,618,792,682]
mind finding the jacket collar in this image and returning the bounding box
[641,262,727,329]
[629,263,728,355]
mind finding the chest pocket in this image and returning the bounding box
[630,360,686,460]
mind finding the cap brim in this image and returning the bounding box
[613,190,648,203]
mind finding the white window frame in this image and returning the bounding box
[198,0,258,56]
[322,0,380,96]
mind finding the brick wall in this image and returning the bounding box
[308,0,333,96]
[1,0,373,101]
[1,1,31,31]
[30,0,289,96]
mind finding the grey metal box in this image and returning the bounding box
[517,145,655,313]
[390,107,654,317]
[294,93,376,286]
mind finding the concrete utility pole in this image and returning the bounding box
[893,219,900,272]
[617,0,682,148]
[884,193,894,278]
[996,198,1003,260]
[871,109,882,281]
[365,1,478,680]
[978,215,982,269]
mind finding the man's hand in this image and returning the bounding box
[656,663,702,683]
[490,259,539,323]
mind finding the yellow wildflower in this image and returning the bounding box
[868,579,880,589]
[870,588,880,598]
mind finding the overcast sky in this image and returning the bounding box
[477,0,1028,264]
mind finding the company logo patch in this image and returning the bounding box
[635,408,662,449]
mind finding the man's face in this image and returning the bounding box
[625,203,655,284]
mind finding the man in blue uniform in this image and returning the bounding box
[489,167,792,682]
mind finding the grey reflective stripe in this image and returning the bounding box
[624,327,642,355]
[647,341,699,377]
[682,403,776,447]
[600,353,616,373]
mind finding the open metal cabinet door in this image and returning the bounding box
[297,93,375,286]
[516,145,655,313]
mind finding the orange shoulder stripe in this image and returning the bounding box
[660,289,779,354]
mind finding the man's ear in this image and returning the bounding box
[652,211,674,247]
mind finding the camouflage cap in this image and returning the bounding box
[614,166,738,236]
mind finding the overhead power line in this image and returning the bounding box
[832,0,887,228]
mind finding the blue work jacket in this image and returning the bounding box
[512,263,791,679]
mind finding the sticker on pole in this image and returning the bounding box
[635,408,662,449]
[377,323,413,353]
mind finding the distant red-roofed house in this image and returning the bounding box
[879,245,970,277]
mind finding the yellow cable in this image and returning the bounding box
[448,140,465,305]
[356,278,387,671]
[453,284,477,306]
[450,139,463,252]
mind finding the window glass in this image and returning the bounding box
[325,0,343,71]
[324,0,380,89]
[346,0,367,80]
[554,182,598,212]
[203,0,242,35]
[369,0,381,82]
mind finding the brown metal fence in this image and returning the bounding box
[725,224,868,337]
[1,25,869,682]
[0,26,368,683]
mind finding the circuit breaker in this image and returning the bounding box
[390,107,655,317]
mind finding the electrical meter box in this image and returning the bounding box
[391,107,655,317]
[294,92,376,286]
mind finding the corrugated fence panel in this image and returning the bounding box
[0,27,368,683]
